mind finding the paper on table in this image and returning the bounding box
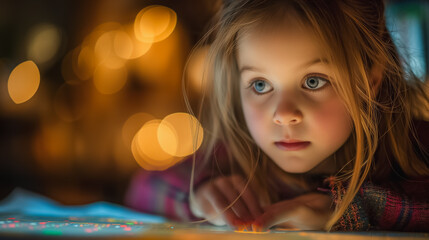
[0,188,166,223]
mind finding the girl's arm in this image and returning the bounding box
[125,160,193,220]
[124,144,231,221]
[331,119,429,231]
[328,178,429,231]
[124,159,199,221]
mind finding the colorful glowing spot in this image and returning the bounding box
[234,230,269,234]
[42,229,63,236]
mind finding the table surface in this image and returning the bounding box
[1,188,428,239]
[1,216,428,240]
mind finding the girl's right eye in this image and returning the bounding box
[250,80,273,95]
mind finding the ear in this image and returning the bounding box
[369,62,384,97]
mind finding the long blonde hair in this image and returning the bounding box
[187,0,429,230]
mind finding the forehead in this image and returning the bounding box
[236,18,326,69]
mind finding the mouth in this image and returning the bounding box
[274,140,310,151]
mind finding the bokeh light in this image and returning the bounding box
[94,31,126,69]
[124,24,152,59]
[61,48,81,85]
[131,120,181,171]
[113,30,134,59]
[27,23,62,65]
[133,23,186,85]
[135,120,173,163]
[75,45,96,81]
[93,64,127,94]
[122,112,155,148]
[0,0,224,206]
[7,60,40,104]
[158,112,204,157]
[186,46,209,92]
[134,5,177,43]
[32,122,74,173]
[84,22,122,50]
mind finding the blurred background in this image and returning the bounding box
[0,0,428,207]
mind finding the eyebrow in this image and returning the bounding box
[239,58,329,74]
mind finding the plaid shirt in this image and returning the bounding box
[124,150,216,221]
[125,120,429,231]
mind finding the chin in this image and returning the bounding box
[279,163,315,174]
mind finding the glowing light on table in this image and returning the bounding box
[234,230,268,234]
[27,23,61,65]
[93,64,127,94]
[158,112,204,157]
[7,61,40,104]
[134,5,177,43]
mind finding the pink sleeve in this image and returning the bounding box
[124,145,229,221]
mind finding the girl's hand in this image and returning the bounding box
[190,175,263,229]
[252,193,333,231]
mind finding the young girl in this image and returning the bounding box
[125,0,429,231]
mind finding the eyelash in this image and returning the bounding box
[246,74,330,95]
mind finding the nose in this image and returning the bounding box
[273,99,303,126]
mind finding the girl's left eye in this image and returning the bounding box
[303,76,329,90]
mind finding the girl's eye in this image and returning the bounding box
[251,80,273,94]
[303,76,329,90]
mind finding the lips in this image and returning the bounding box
[274,140,310,151]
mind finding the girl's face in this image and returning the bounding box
[237,21,353,174]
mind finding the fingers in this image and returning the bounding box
[230,176,264,220]
[213,176,254,223]
[204,183,244,226]
[252,194,333,232]
[252,202,294,232]
[192,175,263,229]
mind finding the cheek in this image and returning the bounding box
[241,98,268,140]
[312,99,352,143]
